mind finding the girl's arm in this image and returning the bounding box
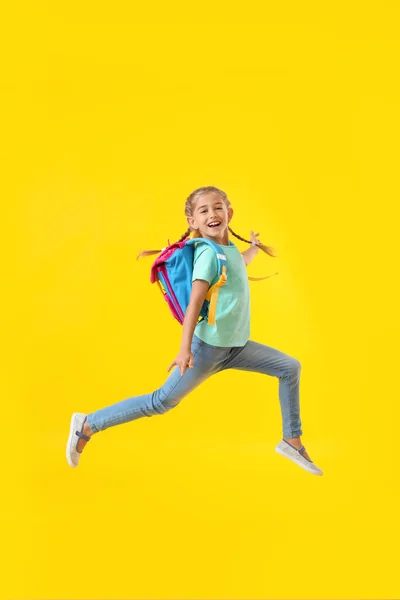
[241,230,260,266]
[167,279,209,376]
[242,244,259,266]
[179,279,210,351]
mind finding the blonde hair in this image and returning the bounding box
[137,186,277,259]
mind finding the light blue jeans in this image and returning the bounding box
[86,335,303,438]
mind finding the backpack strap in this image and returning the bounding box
[205,265,227,325]
[185,238,229,279]
[185,238,229,325]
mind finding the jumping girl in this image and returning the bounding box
[66,186,323,476]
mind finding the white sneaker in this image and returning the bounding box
[275,439,323,476]
[66,413,91,468]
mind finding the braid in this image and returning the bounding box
[228,227,277,258]
[137,228,194,260]
[177,227,192,243]
[136,247,162,260]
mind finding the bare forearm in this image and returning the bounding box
[242,245,259,266]
[180,300,203,350]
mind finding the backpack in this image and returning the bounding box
[150,232,229,326]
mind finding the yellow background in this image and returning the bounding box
[2,2,400,599]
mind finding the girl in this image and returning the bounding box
[66,186,323,476]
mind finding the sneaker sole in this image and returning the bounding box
[66,412,82,468]
[275,446,323,475]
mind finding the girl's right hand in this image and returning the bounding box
[167,350,194,377]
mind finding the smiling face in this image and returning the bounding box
[187,191,233,245]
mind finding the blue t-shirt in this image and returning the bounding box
[192,242,250,347]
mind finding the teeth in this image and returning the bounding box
[209,222,221,227]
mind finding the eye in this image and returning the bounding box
[201,210,207,214]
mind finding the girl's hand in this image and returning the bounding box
[242,230,263,266]
[250,230,261,246]
[167,349,194,377]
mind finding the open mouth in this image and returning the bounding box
[208,221,221,228]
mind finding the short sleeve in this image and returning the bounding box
[192,245,218,286]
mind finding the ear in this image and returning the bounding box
[187,216,198,230]
[227,207,234,223]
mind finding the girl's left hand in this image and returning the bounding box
[250,230,261,246]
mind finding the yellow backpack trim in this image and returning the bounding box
[204,265,227,325]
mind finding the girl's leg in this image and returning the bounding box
[78,337,228,451]
[222,340,303,440]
